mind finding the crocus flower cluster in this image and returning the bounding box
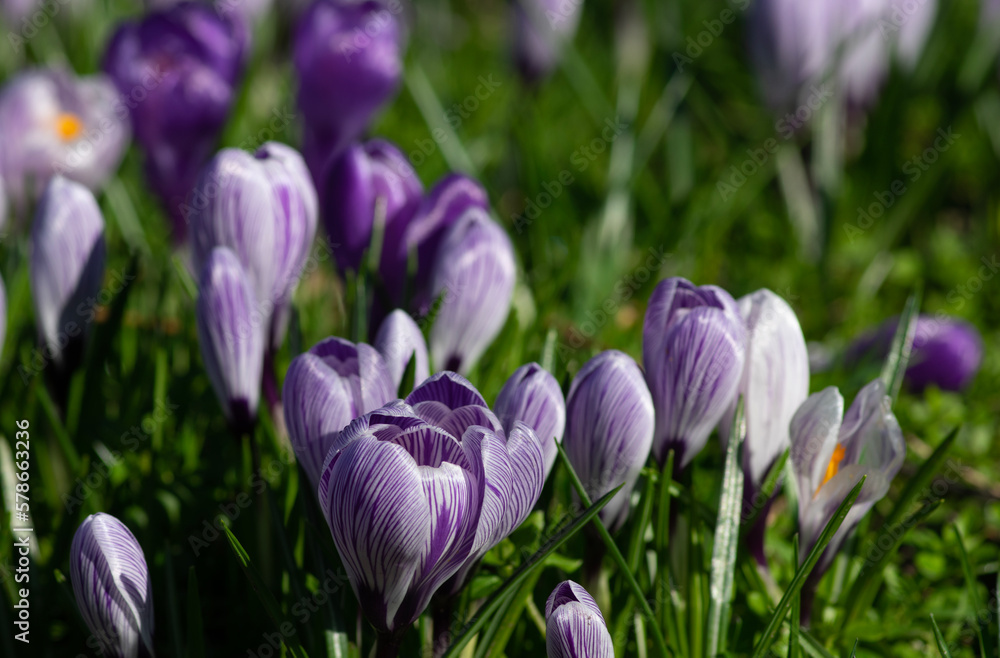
[511,0,584,82]
[316,372,545,638]
[545,581,614,658]
[103,2,247,238]
[0,68,129,219]
[70,513,155,658]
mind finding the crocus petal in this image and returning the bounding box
[545,581,614,658]
[195,246,265,431]
[502,422,546,532]
[789,386,844,510]
[460,426,515,559]
[70,513,154,658]
[406,371,489,410]
[428,209,516,374]
[837,380,905,486]
[30,176,106,366]
[374,309,430,394]
[494,363,566,477]
[565,350,654,530]
[512,0,584,82]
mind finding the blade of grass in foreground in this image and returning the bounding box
[788,535,800,658]
[707,398,746,657]
[555,442,671,658]
[954,527,988,657]
[880,292,921,404]
[750,476,867,658]
[441,484,623,658]
[930,614,953,657]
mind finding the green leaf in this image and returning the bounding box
[953,527,987,657]
[930,614,953,657]
[707,397,745,657]
[555,442,671,658]
[750,475,868,658]
[848,639,859,658]
[879,291,921,404]
[222,523,310,658]
[884,427,959,530]
[325,630,350,658]
[186,567,205,658]
[742,449,789,532]
[476,568,544,658]
[398,349,417,398]
[788,535,800,658]
[440,483,624,658]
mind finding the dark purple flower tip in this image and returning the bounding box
[545,580,613,658]
[511,0,583,82]
[70,513,155,658]
[294,0,404,178]
[320,139,422,278]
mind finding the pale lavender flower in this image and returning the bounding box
[494,362,566,477]
[512,0,584,81]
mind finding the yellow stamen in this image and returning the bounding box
[815,444,845,497]
[54,113,83,141]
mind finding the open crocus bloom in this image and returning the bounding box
[317,372,544,634]
[790,379,905,573]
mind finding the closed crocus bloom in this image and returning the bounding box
[495,362,566,477]
[294,0,404,183]
[791,379,905,574]
[512,0,584,82]
[428,209,516,374]
[642,277,746,470]
[196,247,264,433]
[373,309,429,394]
[70,513,154,658]
[321,139,422,277]
[283,337,396,488]
[103,2,246,237]
[565,350,654,530]
[0,68,129,217]
[190,144,318,348]
[545,581,614,658]
[317,373,544,641]
[30,177,106,369]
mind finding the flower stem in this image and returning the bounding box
[375,630,404,658]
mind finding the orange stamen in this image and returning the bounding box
[815,444,845,497]
[54,113,84,141]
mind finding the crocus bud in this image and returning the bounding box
[512,0,583,82]
[846,314,983,392]
[71,513,155,658]
[642,277,746,470]
[321,140,422,278]
[428,209,516,374]
[565,350,654,530]
[103,2,247,238]
[294,0,404,182]
[495,362,566,477]
[373,309,429,394]
[790,379,905,575]
[0,68,129,218]
[30,177,106,371]
[196,247,265,434]
[317,373,544,635]
[283,336,396,488]
[545,581,614,658]
[189,143,318,348]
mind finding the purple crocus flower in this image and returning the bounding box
[847,314,983,392]
[70,513,154,658]
[373,309,430,394]
[428,209,516,374]
[283,336,396,488]
[642,277,746,470]
[316,372,544,640]
[790,379,905,575]
[512,0,584,82]
[0,68,129,219]
[321,139,422,277]
[565,350,654,530]
[103,2,247,238]
[545,581,614,658]
[494,362,566,477]
[30,177,106,371]
[196,247,265,433]
[294,0,404,183]
[189,143,318,349]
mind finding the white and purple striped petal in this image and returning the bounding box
[30,176,106,367]
[494,362,566,477]
[283,336,396,488]
[565,350,654,530]
[195,247,265,433]
[545,581,613,658]
[70,513,154,658]
[428,209,516,374]
[374,309,430,394]
[643,277,746,470]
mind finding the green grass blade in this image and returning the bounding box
[222,523,310,658]
[707,398,746,657]
[879,292,921,404]
[626,472,656,580]
[325,630,350,658]
[884,427,959,530]
[441,483,623,658]
[751,475,868,658]
[848,639,859,657]
[930,614,953,657]
[476,567,545,658]
[788,535,800,658]
[403,63,478,176]
[555,442,671,658]
[743,449,789,532]
[187,567,205,658]
[954,527,987,657]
